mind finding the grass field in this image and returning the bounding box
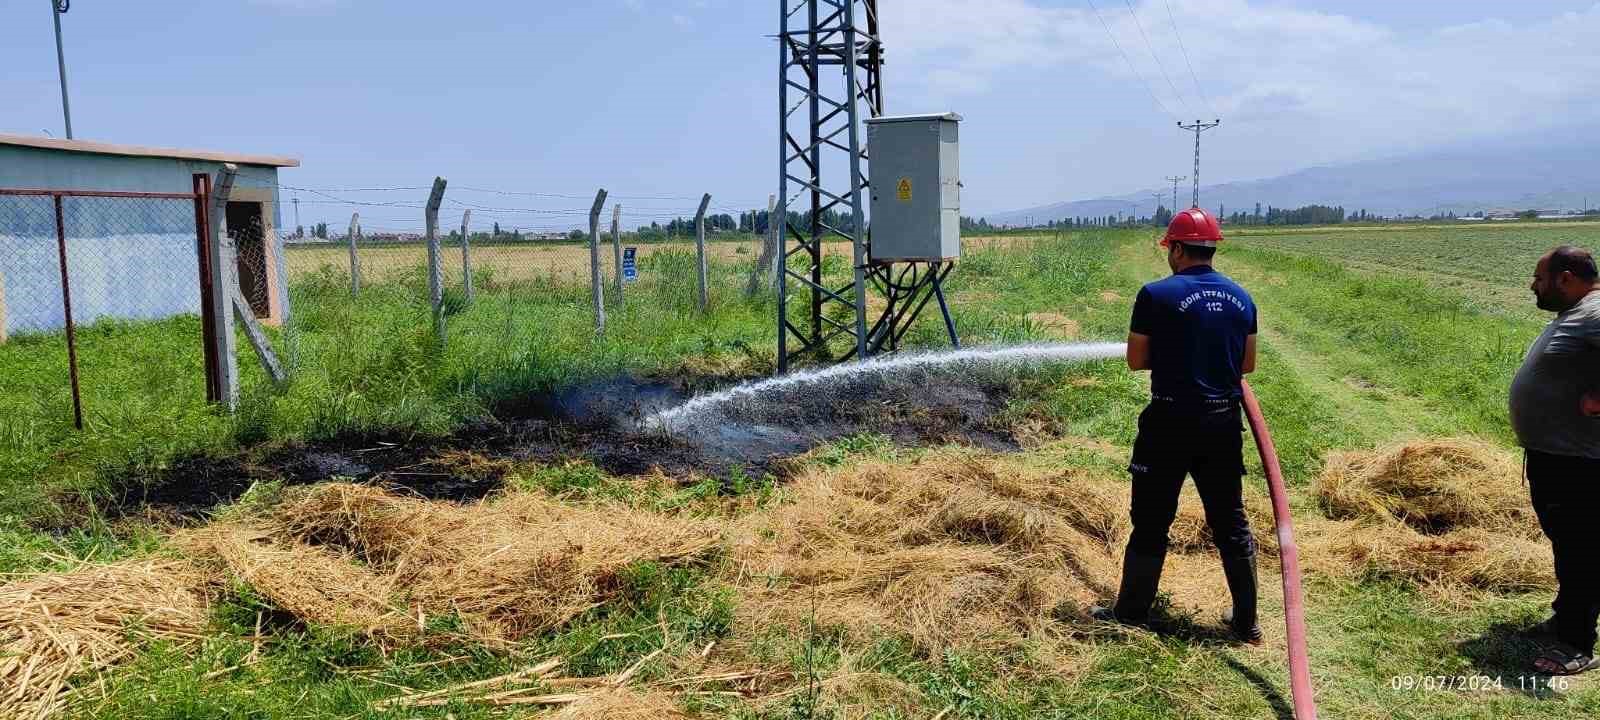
[3,222,1599,719]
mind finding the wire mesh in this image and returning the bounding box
[273,193,776,376]
[0,191,208,431]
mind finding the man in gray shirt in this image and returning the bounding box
[1509,245,1600,675]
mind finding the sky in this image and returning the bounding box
[4,0,1600,231]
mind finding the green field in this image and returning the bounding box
[3,222,1599,719]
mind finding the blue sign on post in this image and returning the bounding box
[622,247,638,283]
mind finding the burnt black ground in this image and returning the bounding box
[87,367,1031,521]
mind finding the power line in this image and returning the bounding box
[1163,0,1217,117]
[1121,0,1191,116]
[1085,0,1176,119]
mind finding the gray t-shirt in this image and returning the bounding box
[1510,291,1600,458]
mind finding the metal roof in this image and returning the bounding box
[866,112,963,124]
[0,134,299,168]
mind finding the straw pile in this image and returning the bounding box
[181,525,416,643]
[728,453,1124,651]
[1309,524,1553,593]
[1316,439,1535,537]
[1309,439,1552,594]
[265,483,720,645]
[0,560,211,719]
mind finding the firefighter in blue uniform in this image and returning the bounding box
[1093,207,1263,643]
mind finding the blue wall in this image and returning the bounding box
[0,145,285,337]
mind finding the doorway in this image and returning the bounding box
[226,201,270,319]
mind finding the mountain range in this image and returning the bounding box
[982,134,1600,225]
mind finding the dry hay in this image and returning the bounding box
[1024,312,1081,339]
[428,450,513,483]
[728,452,1125,652]
[0,560,211,719]
[1315,439,1535,538]
[1306,523,1553,594]
[1308,439,1551,596]
[180,525,415,643]
[266,483,719,645]
[548,688,691,719]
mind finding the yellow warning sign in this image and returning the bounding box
[895,177,912,202]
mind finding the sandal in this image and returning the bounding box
[1534,643,1600,676]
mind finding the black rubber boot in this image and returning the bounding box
[1092,548,1167,626]
[1221,554,1263,644]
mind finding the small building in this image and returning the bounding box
[0,135,298,340]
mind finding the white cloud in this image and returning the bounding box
[881,0,1600,157]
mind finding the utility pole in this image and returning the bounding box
[292,197,301,236]
[1165,175,1186,214]
[51,1,73,139]
[1177,119,1220,207]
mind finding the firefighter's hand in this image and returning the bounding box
[1584,392,1600,417]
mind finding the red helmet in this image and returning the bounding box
[1162,207,1223,248]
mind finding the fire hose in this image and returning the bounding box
[1241,379,1318,720]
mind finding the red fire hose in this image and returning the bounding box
[1241,379,1318,720]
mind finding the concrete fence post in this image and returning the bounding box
[459,209,473,303]
[746,193,778,298]
[588,188,609,333]
[205,164,240,410]
[694,193,711,312]
[347,212,361,295]
[424,177,448,346]
[610,203,623,304]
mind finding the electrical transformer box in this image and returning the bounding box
[866,113,962,262]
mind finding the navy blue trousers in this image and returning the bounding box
[1125,403,1257,560]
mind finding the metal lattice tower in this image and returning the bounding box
[1177,119,1220,207]
[777,0,883,372]
[1165,175,1186,216]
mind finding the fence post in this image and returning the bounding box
[610,204,623,304]
[205,164,240,411]
[588,188,609,333]
[746,193,778,298]
[424,177,448,346]
[459,209,473,303]
[52,195,84,429]
[695,193,711,312]
[347,212,361,295]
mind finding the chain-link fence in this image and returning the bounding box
[270,188,781,396]
[3,178,783,438]
[0,188,211,432]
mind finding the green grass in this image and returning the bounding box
[6,225,1599,719]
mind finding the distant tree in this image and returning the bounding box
[493,221,502,237]
[568,229,586,242]
[295,225,304,238]
[1518,210,1539,220]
